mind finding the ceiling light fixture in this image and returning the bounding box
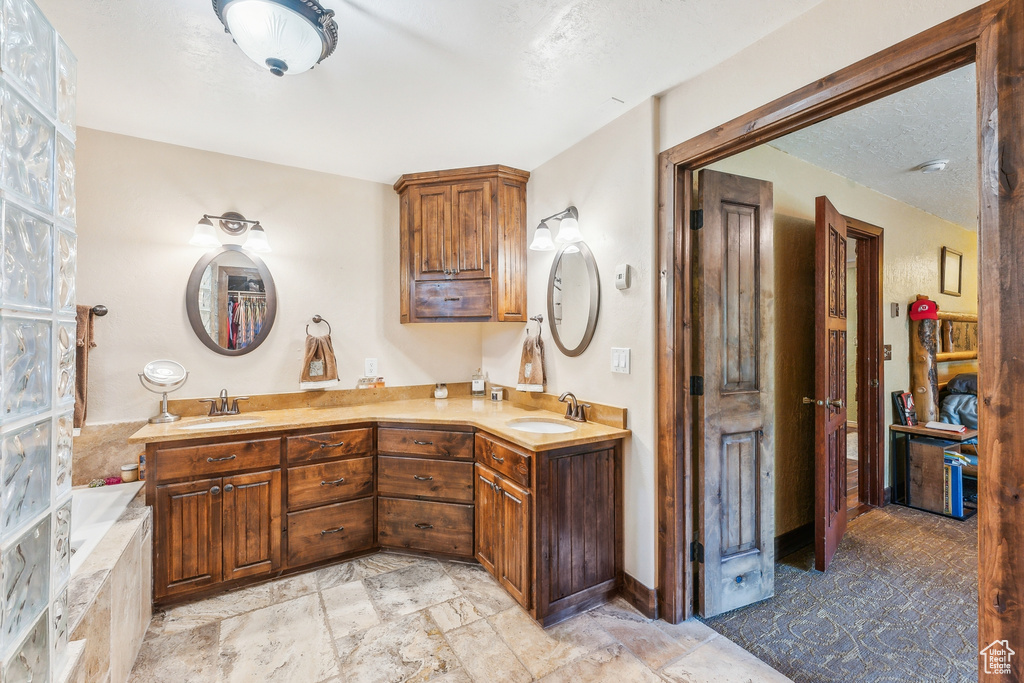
[917,159,950,174]
[190,212,272,252]
[529,206,581,251]
[212,0,339,77]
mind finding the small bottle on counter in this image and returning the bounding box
[138,453,146,481]
[434,383,448,399]
[471,369,486,397]
[121,463,139,483]
[490,386,504,402]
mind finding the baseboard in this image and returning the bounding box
[619,572,658,619]
[775,522,814,560]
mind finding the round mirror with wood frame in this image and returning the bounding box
[547,241,600,357]
[186,245,278,356]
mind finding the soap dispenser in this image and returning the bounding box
[471,368,486,397]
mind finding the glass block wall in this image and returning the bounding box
[0,0,76,679]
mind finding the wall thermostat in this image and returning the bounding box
[615,264,630,290]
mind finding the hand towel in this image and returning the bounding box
[300,332,340,390]
[74,305,97,428]
[516,330,546,392]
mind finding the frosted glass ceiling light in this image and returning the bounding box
[213,0,339,77]
[529,222,556,251]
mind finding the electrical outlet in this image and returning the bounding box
[365,358,378,376]
[883,345,892,361]
[611,348,631,374]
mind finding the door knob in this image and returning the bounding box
[802,397,824,406]
[829,399,844,408]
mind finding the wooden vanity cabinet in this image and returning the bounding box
[376,425,475,557]
[395,165,529,323]
[149,438,282,602]
[474,432,622,626]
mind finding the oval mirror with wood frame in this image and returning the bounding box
[186,245,277,356]
[547,241,600,357]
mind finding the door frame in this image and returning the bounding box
[655,2,1021,670]
[846,218,885,513]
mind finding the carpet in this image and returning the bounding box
[703,505,977,682]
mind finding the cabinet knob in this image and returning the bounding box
[224,484,234,492]
[210,486,221,495]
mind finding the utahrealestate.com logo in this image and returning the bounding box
[980,640,1015,675]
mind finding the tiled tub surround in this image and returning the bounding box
[129,552,791,683]
[0,0,77,679]
[68,491,152,683]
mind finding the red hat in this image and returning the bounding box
[909,299,938,321]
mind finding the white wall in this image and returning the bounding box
[76,129,484,423]
[481,99,659,586]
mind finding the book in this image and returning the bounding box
[943,456,964,517]
[925,420,967,433]
[891,391,919,426]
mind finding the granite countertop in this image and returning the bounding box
[128,397,629,452]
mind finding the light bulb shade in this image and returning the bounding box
[214,0,339,76]
[243,224,272,252]
[529,223,556,251]
[556,216,582,243]
[189,217,220,248]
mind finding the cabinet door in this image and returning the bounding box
[498,475,531,608]
[449,181,492,280]
[154,477,222,600]
[474,464,500,575]
[222,469,282,582]
[412,184,451,280]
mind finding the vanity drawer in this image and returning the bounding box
[414,280,493,319]
[154,438,281,482]
[377,497,474,557]
[475,434,531,488]
[378,456,473,502]
[286,498,375,568]
[378,428,474,461]
[286,428,374,465]
[288,457,374,510]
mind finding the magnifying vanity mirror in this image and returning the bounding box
[547,242,600,357]
[186,245,277,355]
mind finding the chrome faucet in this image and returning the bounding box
[558,391,591,423]
[199,389,249,417]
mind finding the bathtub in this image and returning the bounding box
[70,481,145,576]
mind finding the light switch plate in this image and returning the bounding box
[365,358,378,376]
[890,302,900,318]
[611,347,631,374]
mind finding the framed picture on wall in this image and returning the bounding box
[941,246,963,297]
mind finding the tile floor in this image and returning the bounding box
[129,552,791,682]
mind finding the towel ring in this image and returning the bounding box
[306,315,332,336]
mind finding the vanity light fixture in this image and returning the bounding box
[212,0,340,77]
[190,212,272,252]
[529,206,581,251]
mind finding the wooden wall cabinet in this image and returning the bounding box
[395,165,530,323]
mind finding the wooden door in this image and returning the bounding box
[474,464,499,575]
[694,169,775,617]
[449,181,491,280]
[222,469,282,581]
[814,196,849,571]
[497,474,531,608]
[154,477,222,599]
[412,184,451,280]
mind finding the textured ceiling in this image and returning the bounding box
[37,0,825,183]
[769,65,978,230]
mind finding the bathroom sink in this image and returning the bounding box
[177,417,262,431]
[507,419,577,434]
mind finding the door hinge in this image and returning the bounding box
[690,209,703,231]
[690,375,704,396]
[691,541,705,563]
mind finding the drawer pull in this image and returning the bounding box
[321,478,346,486]
[413,474,434,481]
[413,439,433,446]
[444,296,461,302]
[319,441,346,450]
[320,526,345,535]
[414,523,434,530]
[207,454,237,463]
[490,453,505,463]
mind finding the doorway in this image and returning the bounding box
[655,2,1021,676]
